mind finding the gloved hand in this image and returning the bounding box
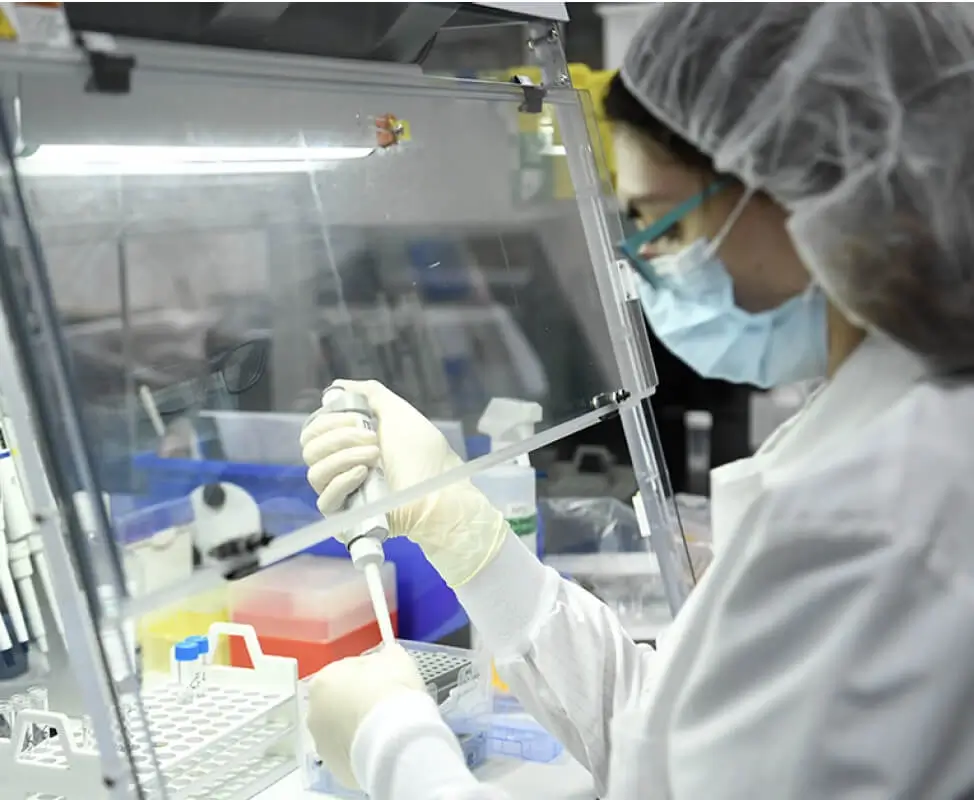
[306,644,430,790]
[300,380,508,587]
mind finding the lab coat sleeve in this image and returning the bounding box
[351,691,511,800]
[664,467,974,798]
[456,531,659,795]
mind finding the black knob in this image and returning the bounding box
[201,483,226,509]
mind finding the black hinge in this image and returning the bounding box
[74,33,135,95]
[589,389,633,422]
[510,75,547,115]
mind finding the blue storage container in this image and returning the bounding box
[130,452,312,512]
[487,717,564,763]
[130,453,467,642]
[112,495,195,545]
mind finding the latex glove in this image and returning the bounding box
[306,644,432,790]
[300,380,508,587]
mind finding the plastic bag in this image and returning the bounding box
[538,496,645,556]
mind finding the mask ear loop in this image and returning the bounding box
[703,185,755,260]
[709,186,823,311]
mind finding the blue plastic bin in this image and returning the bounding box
[131,452,312,512]
[487,718,564,763]
[130,453,467,642]
[112,495,195,546]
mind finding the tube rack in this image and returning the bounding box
[4,622,299,800]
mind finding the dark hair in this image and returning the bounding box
[603,72,718,176]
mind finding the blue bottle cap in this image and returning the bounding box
[173,641,199,662]
[188,635,210,655]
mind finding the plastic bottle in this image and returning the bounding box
[473,398,542,556]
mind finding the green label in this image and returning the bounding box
[508,514,538,538]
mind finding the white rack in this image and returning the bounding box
[3,623,299,800]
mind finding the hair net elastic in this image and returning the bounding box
[621,3,974,372]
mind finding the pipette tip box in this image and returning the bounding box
[229,555,397,679]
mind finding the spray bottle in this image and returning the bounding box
[473,398,542,556]
[305,386,396,646]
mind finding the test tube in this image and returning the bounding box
[684,410,713,497]
[188,635,211,667]
[80,714,96,749]
[11,693,29,747]
[26,686,49,745]
[187,635,210,697]
[173,641,200,704]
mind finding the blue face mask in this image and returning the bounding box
[621,184,828,389]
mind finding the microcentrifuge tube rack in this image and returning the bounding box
[303,640,493,797]
[368,641,481,709]
[4,623,300,800]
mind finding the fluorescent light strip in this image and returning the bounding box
[16,144,374,177]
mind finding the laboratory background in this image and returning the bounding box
[0,3,798,799]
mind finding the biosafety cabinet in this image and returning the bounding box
[0,3,695,798]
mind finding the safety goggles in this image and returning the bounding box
[152,339,268,417]
[619,180,729,285]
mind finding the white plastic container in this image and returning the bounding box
[472,466,538,555]
[474,398,542,556]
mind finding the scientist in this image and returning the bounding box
[299,5,974,798]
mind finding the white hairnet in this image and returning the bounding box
[621,3,974,372]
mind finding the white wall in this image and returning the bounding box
[596,3,657,71]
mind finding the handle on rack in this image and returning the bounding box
[8,710,78,762]
[206,621,267,667]
[205,621,298,689]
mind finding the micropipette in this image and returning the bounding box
[365,565,396,645]
[306,385,396,647]
[0,591,12,657]
[139,384,167,438]
[0,463,30,650]
[3,412,64,641]
[0,419,46,652]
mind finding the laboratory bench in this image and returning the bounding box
[258,754,596,800]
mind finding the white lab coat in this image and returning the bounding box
[357,333,974,799]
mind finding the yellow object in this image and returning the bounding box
[500,64,620,202]
[0,9,18,39]
[0,3,71,46]
[137,588,230,674]
[491,661,510,693]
